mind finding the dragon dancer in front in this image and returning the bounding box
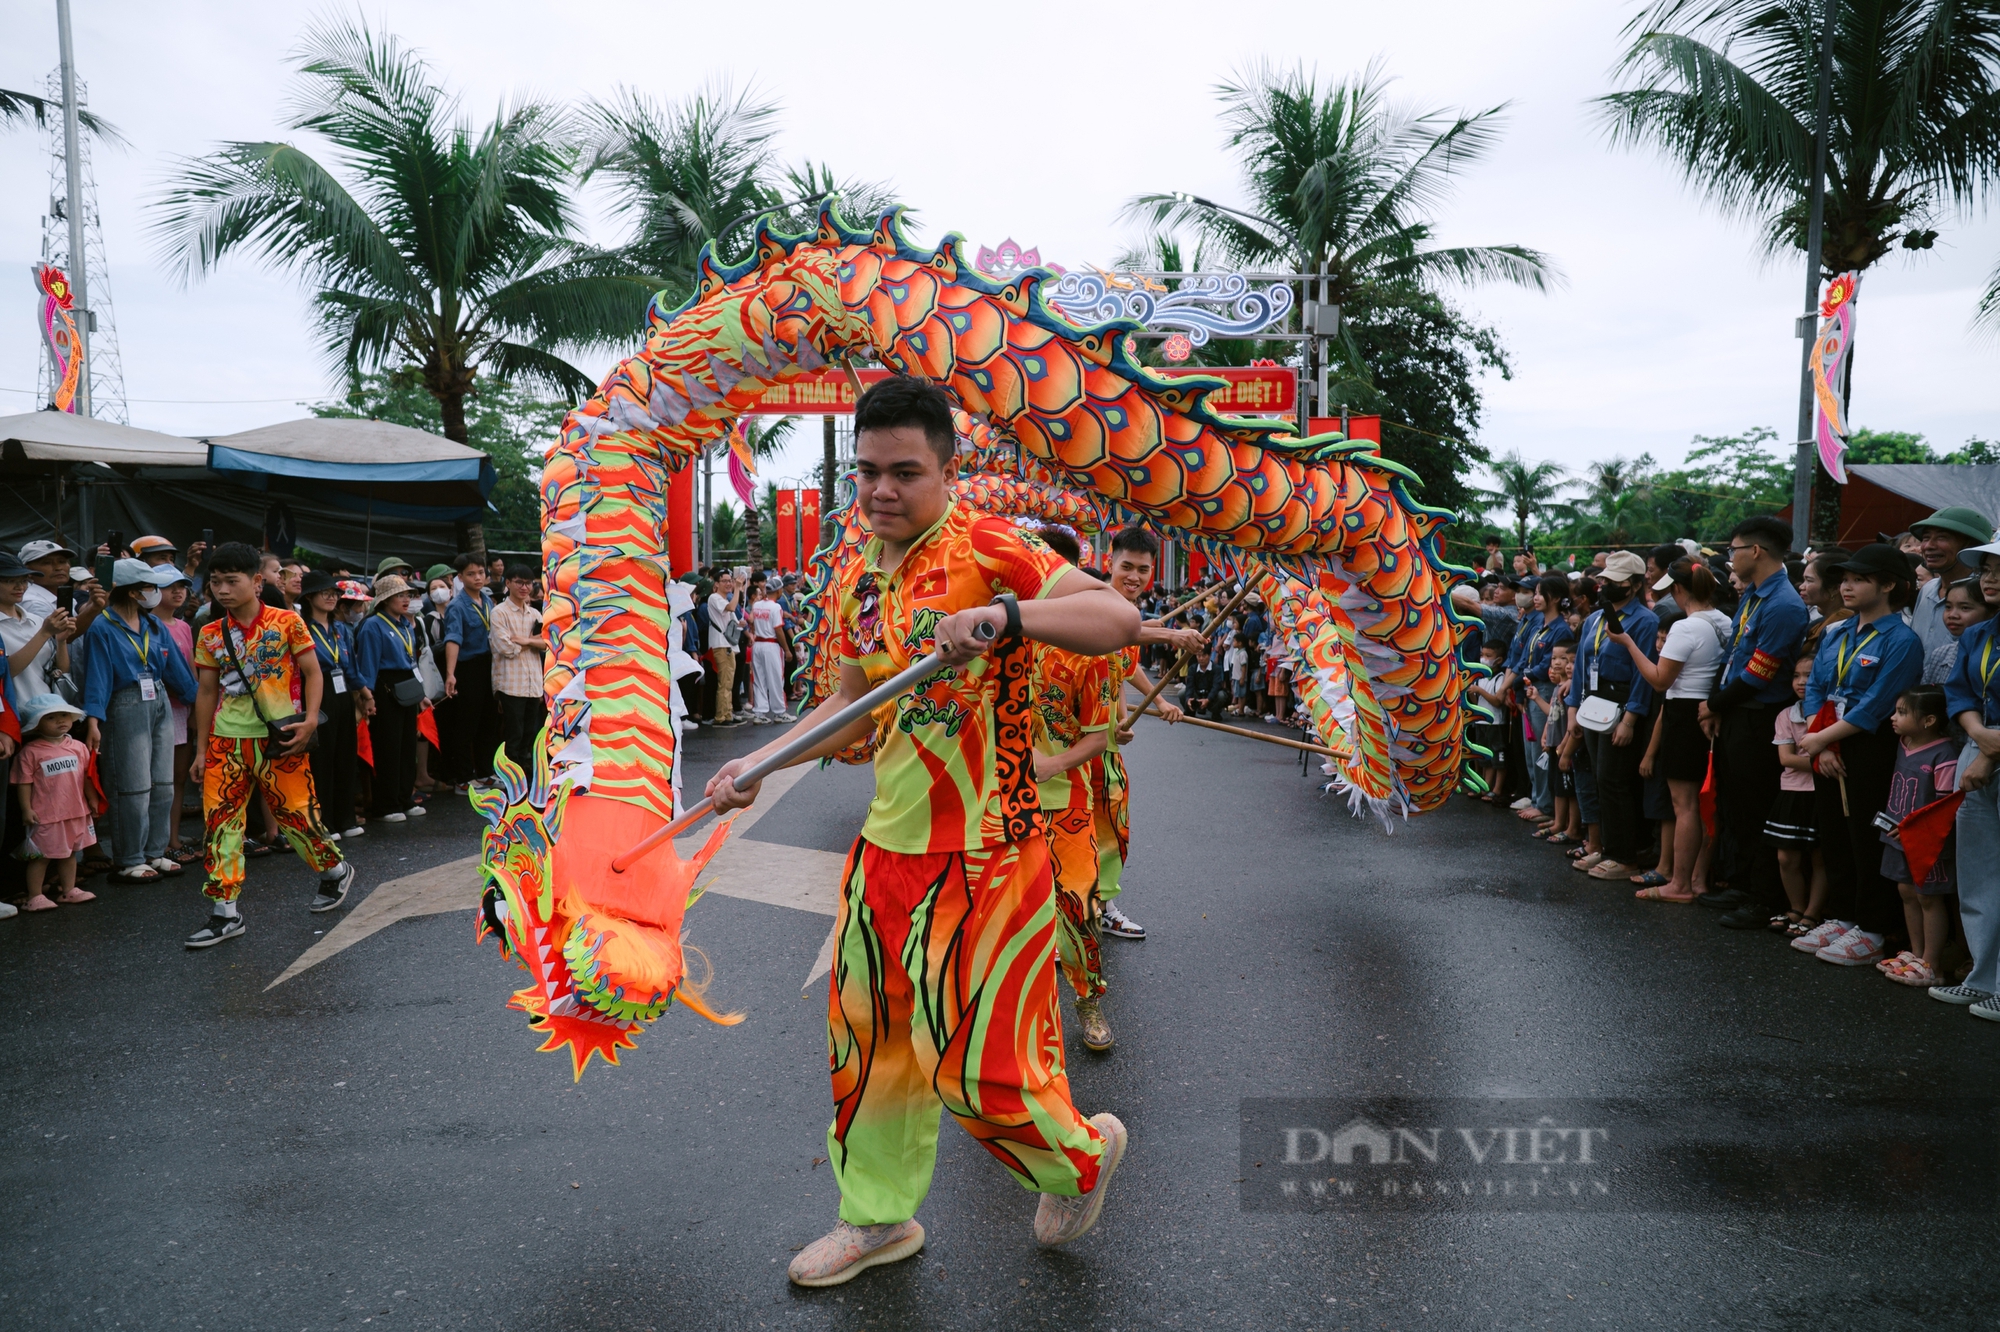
[706,376,1142,1288]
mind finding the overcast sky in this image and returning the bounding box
[3,0,1996,498]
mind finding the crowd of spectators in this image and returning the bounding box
[1464,509,2000,1023]
[0,535,549,933]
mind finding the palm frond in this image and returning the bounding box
[0,87,127,144]
[483,340,597,403]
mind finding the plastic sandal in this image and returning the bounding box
[243,839,273,859]
[1785,915,1822,937]
[1631,871,1670,888]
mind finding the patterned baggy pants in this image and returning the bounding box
[1090,752,1130,903]
[1047,805,1106,999]
[825,834,1106,1225]
[201,734,342,903]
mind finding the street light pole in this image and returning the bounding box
[1790,0,1840,552]
[55,0,90,417]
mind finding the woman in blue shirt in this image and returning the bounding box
[1793,545,1924,966]
[82,559,199,881]
[301,571,362,840]
[355,576,426,824]
[1941,540,2000,1011]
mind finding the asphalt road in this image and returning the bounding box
[3,712,1995,1331]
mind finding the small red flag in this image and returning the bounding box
[355,714,374,768]
[417,707,440,749]
[1897,792,1965,887]
[1699,749,1718,837]
[1806,701,1842,774]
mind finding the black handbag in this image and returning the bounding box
[217,615,327,753]
[390,675,427,708]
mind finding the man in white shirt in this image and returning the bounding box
[706,571,743,726]
[744,576,790,723]
[18,540,76,618]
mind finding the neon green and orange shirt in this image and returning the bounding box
[1031,644,1112,813]
[194,604,316,739]
[837,501,1069,853]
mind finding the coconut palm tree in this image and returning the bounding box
[1477,451,1573,553]
[1126,59,1560,371]
[153,16,653,451]
[581,86,899,308]
[728,416,799,569]
[1598,0,2000,297]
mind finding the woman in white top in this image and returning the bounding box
[0,555,75,701]
[1607,557,1732,902]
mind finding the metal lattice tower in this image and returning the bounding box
[38,69,128,423]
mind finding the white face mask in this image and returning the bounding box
[430,587,451,606]
[338,605,365,625]
[137,588,162,609]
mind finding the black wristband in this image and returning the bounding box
[992,592,1022,641]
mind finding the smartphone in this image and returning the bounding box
[96,529,122,588]
[202,527,214,550]
[1602,600,1624,635]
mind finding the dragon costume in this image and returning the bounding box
[475,206,1482,1075]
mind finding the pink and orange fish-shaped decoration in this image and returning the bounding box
[33,263,81,414]
[1810,271,1860,485]
[725,420,759,507]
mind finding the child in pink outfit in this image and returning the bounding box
[10,693,98,911]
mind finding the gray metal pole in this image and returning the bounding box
[1790,0,1839,552]
[55,0,90,417]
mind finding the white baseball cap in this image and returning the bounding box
[19,539,77,565]
[111,557,186,589]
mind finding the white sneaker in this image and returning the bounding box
[381,811,408,824]
[1816,929,1886,967]
[342,826,365,838]
[0,900,17,919]
[406,806,427,817]
[1509,797,1535,810]
[1033,1113,1128,1246]
[1101,903,1146,940]
[1930,984,1996,1006]
[1971,995,2000,1023]
[1790,919,1852,954]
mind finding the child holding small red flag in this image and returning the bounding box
[1876,686,1958,987]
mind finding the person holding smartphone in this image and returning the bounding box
[1565,551,1660,881]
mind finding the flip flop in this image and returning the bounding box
[1636,886,1695,903]
[1631,871,1670,888]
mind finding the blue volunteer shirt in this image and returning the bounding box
[443,586,494,658]
[1567,600,1660,717]
[81,609,198,719]
[1719,567,1810,705]
[306,618,356,686]
[1502,609,1544,675]
[354,612,419,691]
[1523,615,1576,683]
[1802,612,1922,734]
[1945,616,2000,729]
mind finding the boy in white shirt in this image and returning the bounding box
[1225,641,1250,715]
[745,576,790,723]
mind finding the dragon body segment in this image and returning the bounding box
[483,206,1475,1074]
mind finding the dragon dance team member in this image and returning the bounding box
[1026,527,1117,1051]
[1093,526,1200,940]
[706,376,1141,1288]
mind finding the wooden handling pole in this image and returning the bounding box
[1147,582,1224,628]
[1140,705,1337,757]
[1128,577,1258,722]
